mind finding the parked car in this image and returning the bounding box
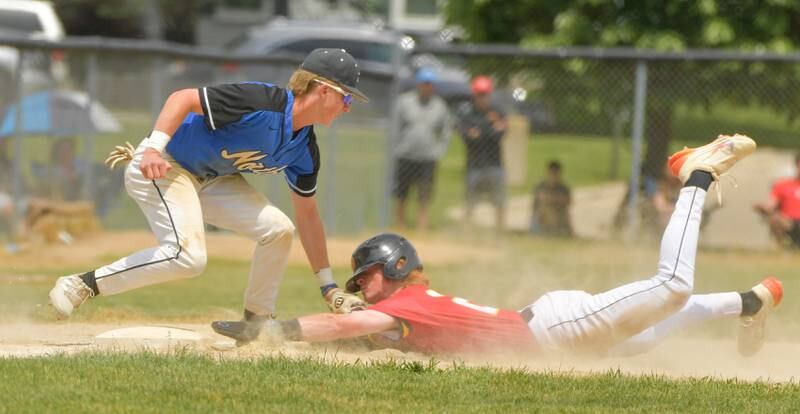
[221,19,472,114]
[0,0,67,108]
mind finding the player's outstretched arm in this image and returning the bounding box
[212,310,397,345]
[290,191,364,313]
[297,310,399,342]
[290,192,330,275]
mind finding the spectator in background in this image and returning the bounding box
[754,153,800,248]
[0,139,12,234]
[392,67,451,231]
[38,138,85,201]
[32,138,123,218]
[530,160,572,237]
[455,76,508,231]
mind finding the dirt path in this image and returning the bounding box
[1,322,796,383]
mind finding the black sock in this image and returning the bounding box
[684,170,713,191]
[740,291,763,316]
[80,271,100,296]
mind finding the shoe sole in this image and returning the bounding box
[668,134,756,181]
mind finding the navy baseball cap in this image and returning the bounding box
[301,48,369,103]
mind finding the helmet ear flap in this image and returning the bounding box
[346,233,423,290]
[383,257,407,281]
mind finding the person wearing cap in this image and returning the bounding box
[392,67,452,231]
[455,75,508,230]
[47,48,370,343]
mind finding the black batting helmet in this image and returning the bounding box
[345,233,422,293]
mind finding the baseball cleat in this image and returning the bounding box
[211,310,273,347]
[211,320,260,345]
[668,134,756,184]
[738,276,783,357]
[49,274,95,319]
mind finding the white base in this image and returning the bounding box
[95,326,203,349]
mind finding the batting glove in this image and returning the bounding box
[104,141,135,170]
[327,288,367,314]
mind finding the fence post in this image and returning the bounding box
[10,48,25,244]
[379,32,405,229]
[83,52,98,200]
[627,61,648,238]
[150,56,164,123]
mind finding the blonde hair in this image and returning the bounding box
[287,68,339,97]
[401,269,430,288]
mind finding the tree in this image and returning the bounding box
[444,0,800,175]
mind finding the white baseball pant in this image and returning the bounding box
[93,144,295,315]
[526,186,735,354]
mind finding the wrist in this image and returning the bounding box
[321,283,338,298]
[315,267,335,284]
[142,130,171,153]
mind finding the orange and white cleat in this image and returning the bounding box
[668,134,756,184]
[738,276,783,357]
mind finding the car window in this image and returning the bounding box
[273,38,392,64]
[0,10,42,34]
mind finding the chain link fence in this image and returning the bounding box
[1,35,799,249]
[0,36,393,247]
[398,45,800,247]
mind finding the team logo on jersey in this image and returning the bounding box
[221,149,286,175]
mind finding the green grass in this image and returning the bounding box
[1,352,798,414]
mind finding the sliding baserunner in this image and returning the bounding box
[213,134,783,357]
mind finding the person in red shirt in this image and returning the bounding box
[213,135,783,357]
[754,153,800,247]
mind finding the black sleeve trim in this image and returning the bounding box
[200,83,288,131]
[288,128,321,197]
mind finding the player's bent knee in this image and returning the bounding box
[666,281,692,309]
[257,218,295,248]
[172,247,207,279]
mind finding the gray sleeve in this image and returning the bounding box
[431,100,452,160]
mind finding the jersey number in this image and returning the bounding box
[426,289,499,316]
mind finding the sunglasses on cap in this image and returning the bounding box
[314,79,354,106]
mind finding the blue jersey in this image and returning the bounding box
[165,82,320,197]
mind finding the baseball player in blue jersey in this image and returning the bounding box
[48,48,369,340]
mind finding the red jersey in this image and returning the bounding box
[367,285,537,355]
[771,178,800,219]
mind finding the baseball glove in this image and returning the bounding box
[104,141,135,170]
[327,289,367,314]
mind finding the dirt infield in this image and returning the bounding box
[0,321,796,383]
